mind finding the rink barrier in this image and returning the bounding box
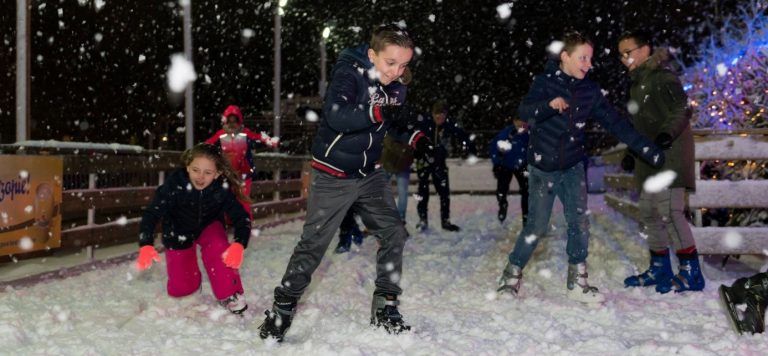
[0,144,310,264]
[602,131,768,255]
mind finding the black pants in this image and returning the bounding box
[416,164,451,222]
[496,167,529,221]
[274,169,407,300]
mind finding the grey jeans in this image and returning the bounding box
[274,169,408,300]
[638,187,696,251]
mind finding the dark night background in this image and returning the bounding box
[0,0,741,154]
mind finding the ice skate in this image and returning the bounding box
[566,263,604,303]
[218,293,247,315]
[497,263,522,296]
[370,295,411,334]
[259,298,297,342]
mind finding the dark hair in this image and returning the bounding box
[432,100,448,115]
[561,31,594,55]
[370,23,414,53]
[181,143,249,203]
[619,30,654,52]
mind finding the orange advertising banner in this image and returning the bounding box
[0,155,63,255]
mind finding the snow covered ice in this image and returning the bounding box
[1,195,766,354]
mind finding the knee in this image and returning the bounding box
[167,270,202,297]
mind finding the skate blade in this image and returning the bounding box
[718,285,744,335]
[566,288,605,304]
[496,285,519,296]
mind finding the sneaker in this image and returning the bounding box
[334,234,352,254]
[415,220,428,232]
[370,295,411,334]
[566,263,605,303]
[218,293,248,315]
[441,220,460,232]
[259,299,297,342]
[497,263,522,296]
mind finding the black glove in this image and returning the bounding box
[413,137,435,163]
[379,105,421,129]
[654,133,673,150]
[492,165,502,179]
[620,154,635,172]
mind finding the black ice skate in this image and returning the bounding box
[370,295,411,334]
[719,275,768,335]
[258,299,296,342]
[441,220,460,232]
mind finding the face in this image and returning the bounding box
[186,156,221,190]
[559,43,593,80]
[368,44,413,85]
[224,115,240,134]
[618,38,650,71]
[432,111,447,126]
[513,118,527,131]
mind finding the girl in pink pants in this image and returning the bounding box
[136,143,253,314]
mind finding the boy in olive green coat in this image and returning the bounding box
[618,30,704,294]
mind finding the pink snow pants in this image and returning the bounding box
[164,221,244,300]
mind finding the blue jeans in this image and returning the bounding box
[385,169,410,221]
[507,162,589,268]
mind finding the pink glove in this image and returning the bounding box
[222,242,245,269]
[136,246,160,271]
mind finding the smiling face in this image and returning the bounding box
[186,156,221,190]
[618,38,651,71]
[560,43,593,80]
[368,44,413,86]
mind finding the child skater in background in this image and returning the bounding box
[135,143,253,314]
[205,104,279,221]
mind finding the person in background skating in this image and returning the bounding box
[334,210,365,253]
[497,31,666,304]
[258,24,434,342]
[413,100,477,232]
[205,105,279,221]
[382,133,415,225]
[719,272,768,335]
[135,143,252,314]
[489,117,529,224]
[617,30,704,294]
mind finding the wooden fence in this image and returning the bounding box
[602,131,768,255]
[0,144,310,263]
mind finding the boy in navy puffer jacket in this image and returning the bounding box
[259,24,433,342]
[489,118,529,224]
[497,32,665,304]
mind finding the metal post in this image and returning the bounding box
[319,37,327,98]
[86,173,97,261]
[182,0,194,149]
[273,1,282,142]
[15,0,30,142]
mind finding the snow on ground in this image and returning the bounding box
[1,194,766,355]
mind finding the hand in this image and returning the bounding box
[549,97,569,113]
[620,154,635,172]
[222,242,245,269]
[377,105,421,129]
[413,136,435,163]
[267,136,280,149]
[136,246,160,271]
[654,133,673,150]
[492,165,502,179]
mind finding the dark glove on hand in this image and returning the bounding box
[413,137,435,163]
[492,165,502,179]
[654,133,673,150]
[620,154,635,172]
[378,105,421,129]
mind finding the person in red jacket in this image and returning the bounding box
[205,105,279,221]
